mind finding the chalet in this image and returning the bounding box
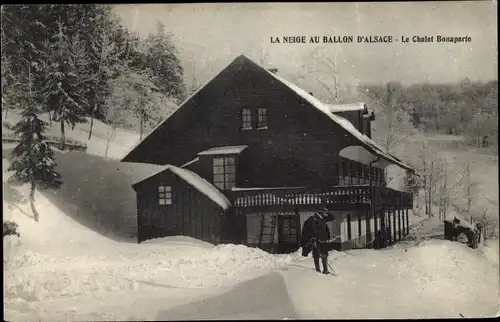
[124,54,415,253]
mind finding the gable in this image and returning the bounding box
[121,55,251,164]
[122,54,413,173]
[133,165,231,210]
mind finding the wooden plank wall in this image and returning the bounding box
[136,171,223,244]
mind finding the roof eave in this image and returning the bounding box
[340,144,415,172]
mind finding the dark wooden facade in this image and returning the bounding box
[123,55,382,188]
[126,55,414,251]
[132,169,227,243]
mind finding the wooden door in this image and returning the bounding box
[277,215,300,254]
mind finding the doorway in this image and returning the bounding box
[277,215,300,254]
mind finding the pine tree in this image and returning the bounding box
[78,6,125,140]
[7,68,62,223]
[144,22,186,101]
[1,5,49,117]
[43,20,87,149]
[85,29,119,140]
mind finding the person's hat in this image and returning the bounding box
[314,211,325,218]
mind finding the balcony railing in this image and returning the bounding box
[229,185,413,210]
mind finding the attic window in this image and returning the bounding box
[158,185,172,205]
[241,108,252,130]
[257,108,268,129]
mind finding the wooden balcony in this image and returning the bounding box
[228,185,413,212]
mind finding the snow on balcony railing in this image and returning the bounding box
[229,185,413,209]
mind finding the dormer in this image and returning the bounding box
[360,108,375,138]
[196,145,249,191]
[327,102,373,136]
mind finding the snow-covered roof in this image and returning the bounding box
[258,64,414,172]
[181,157,199,168]
[198,145,248,156]
[444,216,477,231]
[231,186,304,192]
[325,102,367,113]
[123,55,414,173]
[133,165,231,210]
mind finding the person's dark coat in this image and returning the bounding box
[300,213,331,257]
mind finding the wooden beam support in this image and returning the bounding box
[398,207,402,241]
[405,208,409,236]
[392,206,397,243]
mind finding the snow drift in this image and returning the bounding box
[157,272,298,320]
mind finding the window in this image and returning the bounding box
[347,161,353,185]
[158,185,172,205]
[213,157,236,190]
[257,108,268,129]
[380,169,386,186]
[241,108,252,130]
[338,160,344,185]
[359,164,365,185]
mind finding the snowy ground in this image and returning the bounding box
[3,111,140,160]
[3,154,499,320]
[3,110,499,320]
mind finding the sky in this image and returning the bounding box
[113,2,497,88]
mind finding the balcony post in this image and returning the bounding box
[392,206,397,243]
[398,206,402,241]
[401,203,406,237]
[405,208,410,235]
[386,208,391,244]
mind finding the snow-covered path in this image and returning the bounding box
[283,241,499,319]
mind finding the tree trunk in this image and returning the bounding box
[429,160,433,216]
[88,107,95,140]
[105,138,110,156]
[48,111,52,126]
[139,114,144,141]
[466,161,471,213]
[60,121,66,150]
[105,127,115,157]
[443,173,447,218]
[4,106,8,119]
[30,182,39,223]
[424,184,430,217]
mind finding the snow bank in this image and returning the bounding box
[3,178,300,304]
[140,235,214,248]
[4,242,300,303]
[478,238,499,264]
[157,272,298,320]
[283,239,499,319]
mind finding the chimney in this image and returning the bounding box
[267,68,279,74]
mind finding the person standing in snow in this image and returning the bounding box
[300,208,334,274]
